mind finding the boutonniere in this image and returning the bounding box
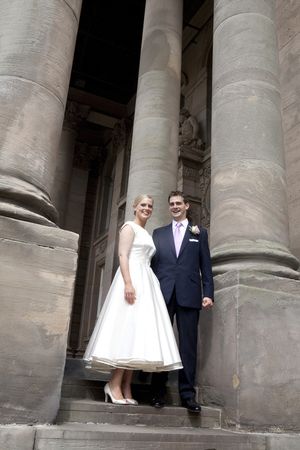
[189,225,200,235]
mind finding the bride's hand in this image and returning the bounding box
[124,283,136,304]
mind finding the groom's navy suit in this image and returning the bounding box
[151,222,214,401]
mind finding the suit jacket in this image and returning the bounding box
[151,222,214,309]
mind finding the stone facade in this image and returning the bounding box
[1,0,300,437]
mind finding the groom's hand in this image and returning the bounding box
[202,297,213,309]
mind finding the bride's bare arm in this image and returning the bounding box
[118,225,136,304]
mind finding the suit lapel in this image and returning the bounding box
[166,223,177,259]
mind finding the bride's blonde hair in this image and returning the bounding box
[133,194,153,214]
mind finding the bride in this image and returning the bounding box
[83,194,182,405]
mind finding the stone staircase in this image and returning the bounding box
[2,373,299,449]
[35,423,267,450]
[52,398,268,450]
[0,361,300,450]
[25,362,296,450]
[57,398,221,429]
[49,374,266,450]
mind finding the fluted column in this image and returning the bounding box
[0,0,82,226]
[210,0,299,278]
[125,0,183,230]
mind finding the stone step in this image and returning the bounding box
[1,424,300,450]
[35,423,266,450]
[62,359,181,405]
[62,378,181,406]
[57,398,222,429]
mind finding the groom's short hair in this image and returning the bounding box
[168,190,189,204]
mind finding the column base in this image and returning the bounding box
[198,271,300,431]
[0,201,57,227]
[212,241,300,279]
[0,216,78,424]
[0,174,58,225]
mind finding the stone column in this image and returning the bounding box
[198,0,300,430]
[0,0,82,424]
[51,101,89,227]
[277,0,300,264]
[0,0,82,227]
[125,0,183,230]
[210,0,299,278]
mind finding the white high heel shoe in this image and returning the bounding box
[104,383,127,405]
[125,398,138,405]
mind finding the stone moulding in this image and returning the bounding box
[211,241,300,279]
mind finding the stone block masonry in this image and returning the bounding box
[199,271,300,431]
[0,217,78,424]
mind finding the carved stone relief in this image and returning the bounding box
[112,118,128,151]
[199,158,211,228]
[179,107,205,153]
[183,165,200,180]
[64,100,90,130]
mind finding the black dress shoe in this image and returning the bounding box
[150,397,165,408]
[181,398,201,413]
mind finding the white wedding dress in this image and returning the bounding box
[84,221,182,372]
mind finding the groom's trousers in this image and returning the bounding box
[151,290,200,401]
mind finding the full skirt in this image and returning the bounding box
[83,260,182,372]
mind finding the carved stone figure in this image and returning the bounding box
[179,108,205,151]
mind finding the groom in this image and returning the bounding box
[151,190,214,413]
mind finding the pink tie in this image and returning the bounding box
[174,222,183,257]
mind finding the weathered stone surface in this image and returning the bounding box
[56,398,221,429]
[0,0,81,102]
[0,423,299,450]
[0,217,78,424]
[210,0,299,277]
[0,426,35,450]
[0,78,63,224]
[34,423,266,450]
[266,434,300,450]
[64,0,82,21]
[199,271,300,430]
[277,0,300,264]
[0,0,82,225]
[125,0,183,231]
